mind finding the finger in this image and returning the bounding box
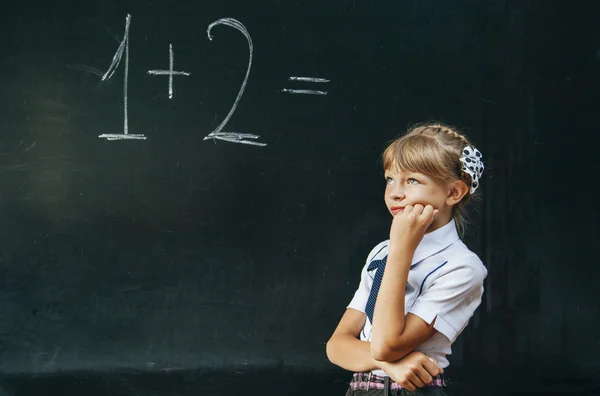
[406,372,424,390]
[414,365,434,385]
[398,376,417,392]
[421,205,434,219]
[403,382,416,392]
[404,204,414,214]
[412,204,424,214]
[423,357,443,377]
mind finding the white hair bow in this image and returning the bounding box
[460,146,484,194]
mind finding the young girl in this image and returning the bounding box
[326,123,487,395]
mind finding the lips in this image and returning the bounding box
[390,207,404,215]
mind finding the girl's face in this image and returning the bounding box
[384,167,454,231]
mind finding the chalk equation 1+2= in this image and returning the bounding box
[96,15,330,146]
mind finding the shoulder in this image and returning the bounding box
[438,240,488,285]
[365,240,390,264]
[356,240,389,276]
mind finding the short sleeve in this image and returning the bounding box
[408,260,487,343]
[346,261,372,312]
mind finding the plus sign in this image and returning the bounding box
[147,44,190,99]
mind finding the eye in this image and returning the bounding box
[385,176,395,185]
[407,178,419,185]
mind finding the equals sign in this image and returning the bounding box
[282,76,330,95]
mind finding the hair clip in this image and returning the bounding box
[460,146,484,194]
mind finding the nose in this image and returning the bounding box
[388,184,405,201]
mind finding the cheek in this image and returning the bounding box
[416,186,442,204]
[429,187,449,203]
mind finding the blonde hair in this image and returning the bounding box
[382,122,480,236]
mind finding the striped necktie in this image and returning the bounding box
[365,255,387,323]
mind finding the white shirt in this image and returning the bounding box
[347,219,487,375]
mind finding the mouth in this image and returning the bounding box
[390,207,404,215]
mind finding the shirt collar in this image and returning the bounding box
[410,219,460,266]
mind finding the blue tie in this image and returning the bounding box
[365,255,387,323]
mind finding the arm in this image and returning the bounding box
[371,205,438,361]
[370,246,413,360]
[326,308,383,372]
[326,308,444,392]
[371,312,438,362]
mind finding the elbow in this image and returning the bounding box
[370,341,393,362]
[370,338,405,362]
[325,337,337,364]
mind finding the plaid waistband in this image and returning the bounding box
[349,371,446,391]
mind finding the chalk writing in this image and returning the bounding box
[147,44,191,99]
[99,14,147,140]
[203,18,266,147]
[95,16,273,146]
[283,76,330,96]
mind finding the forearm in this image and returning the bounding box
[326,334,385,373]
[371,247,412,351]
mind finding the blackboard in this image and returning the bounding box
[1,0,599,394]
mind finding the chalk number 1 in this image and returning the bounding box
[99,14,146,140]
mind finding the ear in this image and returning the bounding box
[446,179,469,206]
